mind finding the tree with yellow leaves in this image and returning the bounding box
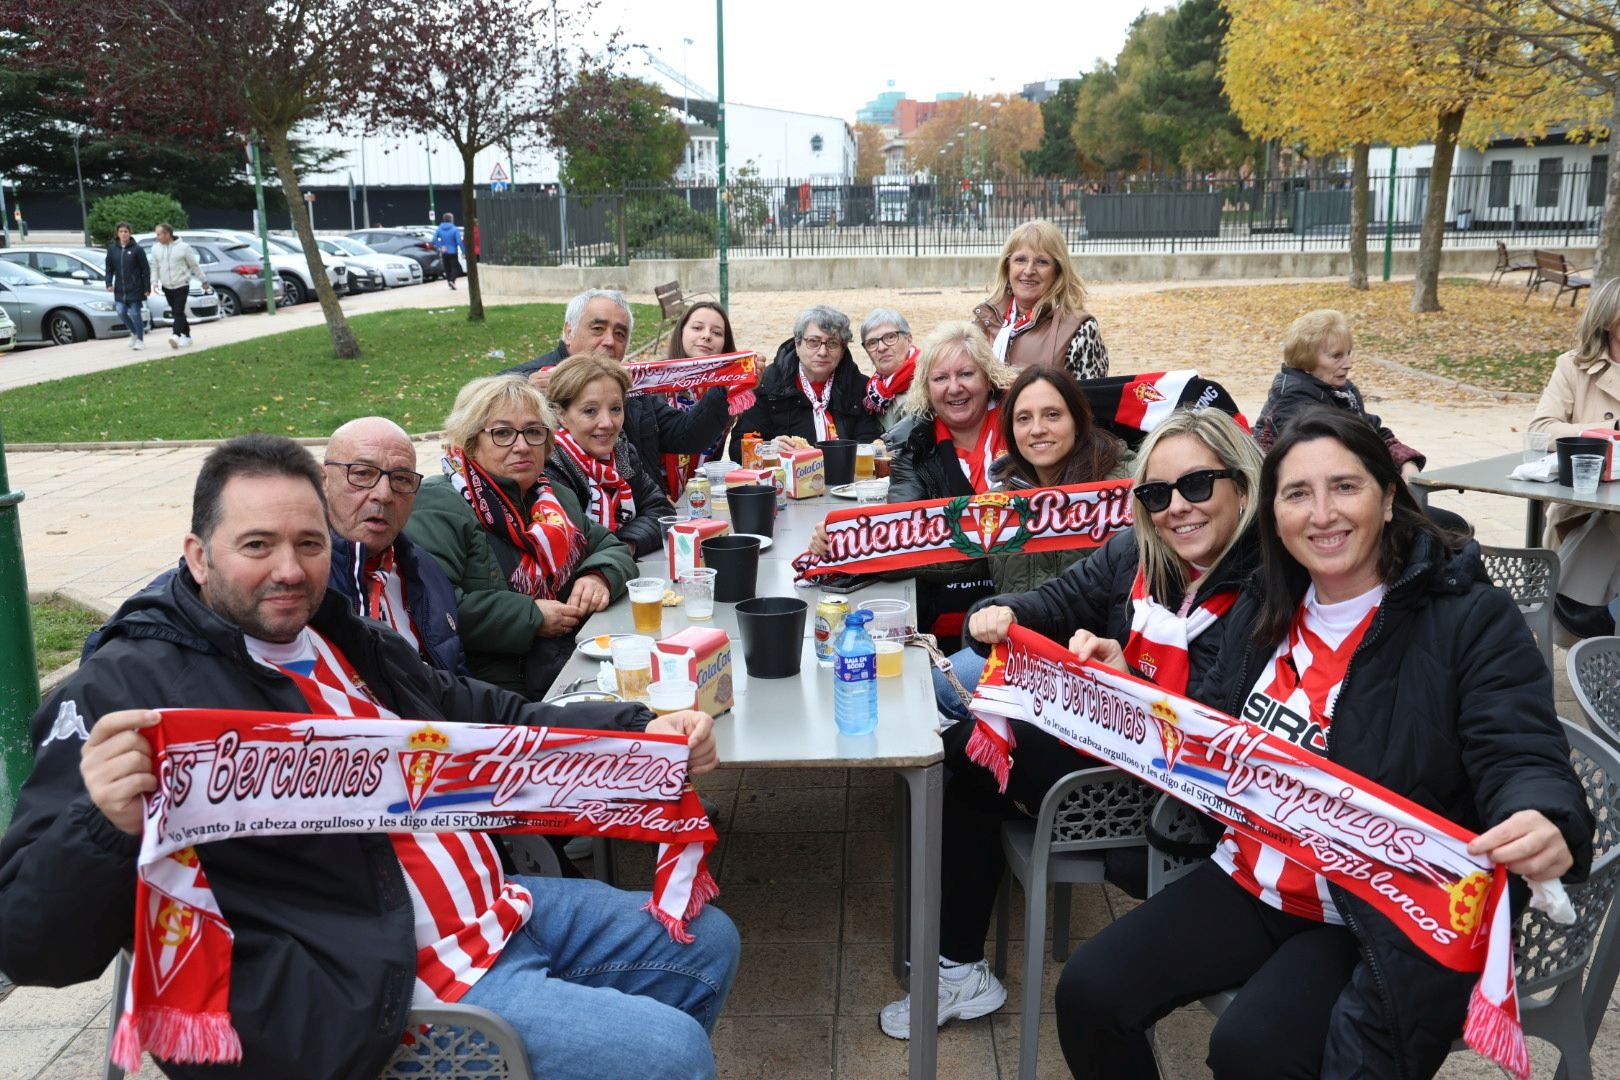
[903,95,1042,182]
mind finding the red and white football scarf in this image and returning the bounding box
[626,351,759,416]
[935,404,1002,493]
[363,548,421,653]
[1120,568,1237,694]
[990,299,1036,362]
[797,368,838,441]
[864,346,918,414]
[445,447,585,600]
[1080,371,1251,438]
[968,626,1573,1080]
[792,478,1133,580]
[113,708,718,1073]
[553,430,636,530]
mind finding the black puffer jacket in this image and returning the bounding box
[1253,365,1426,469]
[545,434,676,558]
[104,240,150,305]
[328,532,468,675]
[0,569,651,1080]
[1196,534,1594,1079]
[726,339,884,460]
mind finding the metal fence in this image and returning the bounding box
[477,165,1608,266]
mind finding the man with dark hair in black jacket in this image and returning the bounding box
[502,288,731,483]
[0,434,738,1080]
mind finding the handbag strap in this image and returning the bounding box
[903,632,973,707]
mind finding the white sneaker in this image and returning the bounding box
[879,959,1006,1040]
[178,335,193,347]
[132,339,145,351]
[125,338,136,349]
[168,334,180,349]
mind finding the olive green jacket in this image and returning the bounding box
[406,473,638,694]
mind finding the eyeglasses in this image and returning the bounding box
[1132,469,1235,514]
[799,336,842,353]
[862,331,908,352]
[481,425,551,447]
[323,461,424,494]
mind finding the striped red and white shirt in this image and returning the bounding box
[244,628,532,1005]
[363,548,422,655]
[1211,584,1383,924]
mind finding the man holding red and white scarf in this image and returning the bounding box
[0,434,738,1080]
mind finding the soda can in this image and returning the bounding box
[685,476,710,518]
[814,596,850,664]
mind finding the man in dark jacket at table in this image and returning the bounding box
[0,433,737,1080]
[503,288,731,479]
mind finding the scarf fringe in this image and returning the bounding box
[643,865,720,945]
[964,721,1013,794]
[114,1007,243,1073]
[1463,983,1530,1080]
[728,390,756,416]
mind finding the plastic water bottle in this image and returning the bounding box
[833,609,879,736]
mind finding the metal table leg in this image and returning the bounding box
[1526,499,1546,548]
[894,763,942,1079]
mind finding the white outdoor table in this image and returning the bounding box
[1411,452,1620,546]
[547,501,947,1079]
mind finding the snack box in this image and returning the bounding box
[1579,427,1620,481]
[781,446,825,499]
[653,626,734,717]
[739,432,764,470]
[666,518,730,579]
[724,467,775,488]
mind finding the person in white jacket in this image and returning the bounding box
[150,222,211,348]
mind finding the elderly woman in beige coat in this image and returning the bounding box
[1530,277,1620,638]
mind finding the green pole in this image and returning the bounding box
[0,420,39,828]
[715,0,729,309]
[426,140,436,224]
[249,140,277,315]
[1382,146,1397,283]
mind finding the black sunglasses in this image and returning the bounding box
[1132,468,1235,514]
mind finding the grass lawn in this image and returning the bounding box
[0,301,658,443]
[1154,278,1576,394]
[32,596,103,677]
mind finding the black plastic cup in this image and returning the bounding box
[735,596,809,678]
[726,484,776,538]
[701,534,762,603]
[1556,436,1610,487]
[817,439,857,486]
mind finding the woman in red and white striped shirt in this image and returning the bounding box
[1056,408,1592,1080]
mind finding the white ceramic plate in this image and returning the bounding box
[578,634,634,660]
[732,533,775,551]
[829,481,888,500]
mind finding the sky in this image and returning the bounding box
[589,1,1163,122]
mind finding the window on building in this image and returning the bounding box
[1488,160,1511,208]
[1536,157,1562,208]
[1589,156,1608,207]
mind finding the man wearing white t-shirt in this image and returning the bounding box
[0,434,738,1080]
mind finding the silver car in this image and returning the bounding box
[0,305,15,352]
[63,248,222,328]
[133,238,284,316]
[0,259,125,345]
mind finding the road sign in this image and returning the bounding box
[490,162,509,184]
[490,181,509,193]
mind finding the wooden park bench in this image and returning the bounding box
[650,280,715,353]
[1489,240,1537,287]
[1524,250,1592,307]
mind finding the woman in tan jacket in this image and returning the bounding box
[1531,277,1620,637]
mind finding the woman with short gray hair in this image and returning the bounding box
[859,308,918,431]
[727,305,885,459]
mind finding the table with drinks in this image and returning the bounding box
[543,445,948,1079]
[1411,439,1620,546]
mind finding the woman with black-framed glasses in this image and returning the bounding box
[882,407,1263,1043]
[407,375,638,698]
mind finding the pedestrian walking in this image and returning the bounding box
[149,223,210,348]
[433,211,463,290]
[104,221,150,351]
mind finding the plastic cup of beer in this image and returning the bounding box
[855,443,876,480]
[610,635,655,701]
[627,578,666,635]
[678,568,717,620]
[647,679,698,716]
[875,639,904,678]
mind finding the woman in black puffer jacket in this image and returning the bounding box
[1055,407,1593,1080]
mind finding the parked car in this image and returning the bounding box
[316,236,422,288]
[346,229,444,279]
[262,233,361,294]
[11,247,224,329]
[139,229,330,307]
[134,238,283,317]
[0,259,126,345]
[0,305,15,352]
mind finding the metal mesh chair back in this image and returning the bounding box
[1480,544,1559,671]
[1569,637,1620,750]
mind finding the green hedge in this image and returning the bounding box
[86,191,188,247]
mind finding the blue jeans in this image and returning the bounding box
[934,646,987,725]
[458,875,740,1080]
[113,298,144,341]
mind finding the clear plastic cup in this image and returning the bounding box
[658,514,690,531]
[854,479,888,504]
[857,598,914,641]
[1522,431,1552,463]
[647,679,698,715]
[1571,454,1604,497]
[703,461,739,487]
[627,577,666,635]
[610,635,655,701]
[678,568,717,620]
[875,639,904,678]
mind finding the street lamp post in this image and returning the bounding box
[71,128,89,246]
[716,0,729,308]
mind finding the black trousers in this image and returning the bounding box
[443,253,461,285]
[1054,860,1359,1080]
[163,286,190,337]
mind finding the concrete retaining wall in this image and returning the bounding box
[478,245,1597,296]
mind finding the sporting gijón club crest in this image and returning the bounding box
[397,723,452,811]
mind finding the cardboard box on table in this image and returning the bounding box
[780,447,825,499]
[724,468,775,488]
[653,627,734,716]
[666,519,730,579]
[1579,427,1620,482]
